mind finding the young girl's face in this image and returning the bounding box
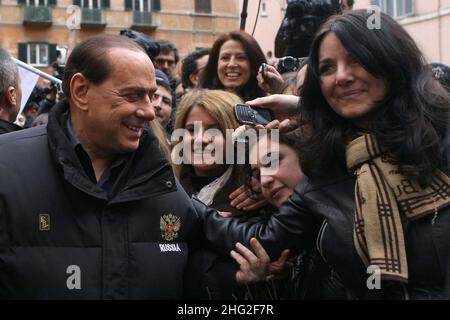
[250,136,304,208]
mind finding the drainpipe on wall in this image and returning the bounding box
[438,0,442,62]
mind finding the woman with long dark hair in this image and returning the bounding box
[199,30,267,101]
[203,10,450,299]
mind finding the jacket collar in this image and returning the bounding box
[0,119,23,135]
[47,99,176,202]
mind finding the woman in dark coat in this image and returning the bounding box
[203,10,450,299]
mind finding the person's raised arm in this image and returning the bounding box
[257,64,284,94]
[246,94,300,121]
[231,237,291,284]
[194,179,316,261]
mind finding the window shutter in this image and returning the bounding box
[48,43,57,66]
[102,0,110,9]
[73,0,80,6]
[18,0,26,4]
[195,0,211,14]
[125,0,132,11]
[405,0,414,16]
[48,0,56,6]
[152,0,160,11]
[18,43,27,63]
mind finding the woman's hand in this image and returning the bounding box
[257,64,285,94]
[229,183,267,211]
[231,237,290,284]
[254,118,295,132]
[246,94,300,121]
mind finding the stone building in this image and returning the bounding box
[0,0,241,73]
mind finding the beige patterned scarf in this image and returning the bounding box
[346,134,450,282]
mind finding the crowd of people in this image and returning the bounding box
[0,0,449,300]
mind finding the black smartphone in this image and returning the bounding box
[261,63,267,80]
[234,104,273,126]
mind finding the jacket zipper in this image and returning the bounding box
[316,219,329,263]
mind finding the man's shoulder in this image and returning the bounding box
[0,125,47,151]
[0,119,23,135]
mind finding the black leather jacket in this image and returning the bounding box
[200,169,450,299]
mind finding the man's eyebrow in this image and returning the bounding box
[118,87,155,94]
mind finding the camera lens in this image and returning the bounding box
[284,57,295,69]
[278,56,300,74]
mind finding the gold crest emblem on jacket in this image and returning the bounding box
[160,213,181,241]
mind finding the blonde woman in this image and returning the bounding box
[173,89,268,299]
[173,89,240,192]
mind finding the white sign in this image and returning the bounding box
[17,65,40,118]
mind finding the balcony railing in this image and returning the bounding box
[23,5,52,27]
[131,11,157,30]
[81,8,105,28]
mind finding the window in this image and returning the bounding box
[371,0,414,18]
[26,0,48,5]
[19,0,56,5]
[28,43,49,66]
[195,0,211,14]
[73,0,110,9]
[133,0,151,12]
[81,0,101,8]
[125,0,158,12]
[18,43,56,66]
[261,0,268,17]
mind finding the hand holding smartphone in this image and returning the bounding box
[261,63,268,80]
[234,104,273,126]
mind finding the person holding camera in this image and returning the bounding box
[274,0,342,58]
[35,80,58,115]
[120,29,160,60]
[257,57,308,95]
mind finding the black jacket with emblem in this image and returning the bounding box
[0,100,204,299]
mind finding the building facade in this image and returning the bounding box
[355,0,450,65]
[238,0,288,58]
[0,0,241,72]
[239,0,450,66]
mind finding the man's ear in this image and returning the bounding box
[5,86,18,108]
[70,73,90,111]
[189,73,199,87]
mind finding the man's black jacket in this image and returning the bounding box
[0,119,22,135]
[0,100,204,299]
